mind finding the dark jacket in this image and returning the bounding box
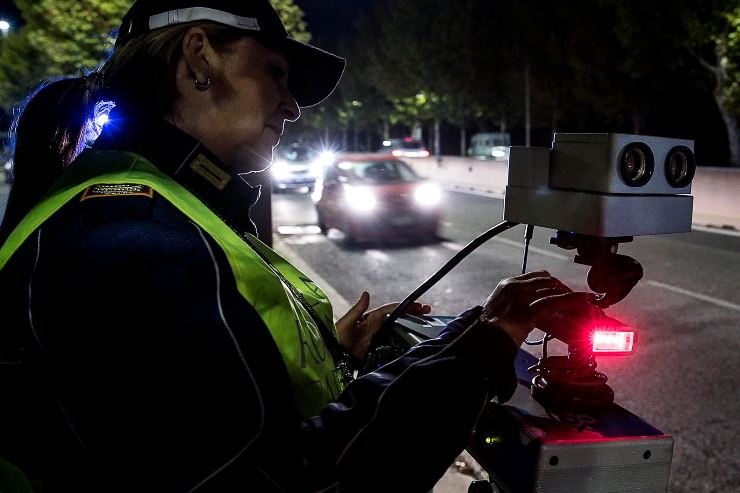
[0,112,518,492]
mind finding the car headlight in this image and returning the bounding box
[414,183,441,206]
[309,160,324,177]
[272,159,291,179]
[492,149,506,158]
[344,185,377,212]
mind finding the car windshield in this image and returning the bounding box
[339,160,419,183]
[280,146,317,162]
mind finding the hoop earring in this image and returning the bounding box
[195,77,212,91]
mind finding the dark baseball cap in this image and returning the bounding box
[115,0,345,107]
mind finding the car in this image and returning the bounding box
[312,154,442,244]
[3,159,13,185]
[271,143,333,192]
[378,137,430,158]
[468,132,511,160]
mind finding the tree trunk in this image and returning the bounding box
[434,118,441,156]
[700,41,740,166]
[499,109,507,133]
[383,120,390,140]
[352,124,359,152]
[412,121,423,140]
[524,59,531,147]
[324,127,330,146]
[342,128,348,151]
[719,107,740,166]
[365,128,371,152]
[460,126,467,156]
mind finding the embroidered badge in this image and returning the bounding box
[80,184,154,202]
[189,154,232,191]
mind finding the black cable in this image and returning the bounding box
[373,220,519,345]
[521,224,535,274]
[521,224,546,346]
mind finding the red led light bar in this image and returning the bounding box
[591,328,637,355]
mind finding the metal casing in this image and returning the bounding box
[503,140,694,237]
[503,185,693,236]
[550,133,694,195]
[468,351,674,493]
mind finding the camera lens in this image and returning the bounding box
[664,146,695,188]
[619,143,654,187]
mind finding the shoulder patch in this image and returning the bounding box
[80,184,154,202]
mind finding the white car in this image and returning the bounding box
[3,159,12,184]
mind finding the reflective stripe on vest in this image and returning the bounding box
[0,150,344,417]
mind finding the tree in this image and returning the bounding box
[0,0,311,112]
[605,0,740,166]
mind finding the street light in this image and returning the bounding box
[0,20,10,36]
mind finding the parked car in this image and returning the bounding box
[271,143,332,192]
[378,137,430,158]
[468,132,511,160]
[313,154,442,244]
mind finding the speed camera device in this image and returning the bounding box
[366,132,690,492]
[504,133,695,237]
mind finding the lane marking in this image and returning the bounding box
[691,224,740,238]
[441,238,569,261]
[365,249,391,262]
[645,280,740,313]
[492,237,570,261]
[273,237,352,319]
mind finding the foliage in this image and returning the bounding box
[0,0,311,112]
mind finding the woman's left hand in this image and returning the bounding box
[336,291,432,360]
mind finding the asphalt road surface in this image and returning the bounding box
[2,181,738,491]
[272,187,740,493]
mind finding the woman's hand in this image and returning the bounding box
[336,291,432,360]
[480,270,593,346]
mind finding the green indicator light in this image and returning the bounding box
[485,436,502,445]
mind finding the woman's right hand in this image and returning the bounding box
[479,270,593,346]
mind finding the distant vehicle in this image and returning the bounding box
[313,154,441,245]
[271,143,333,192]
[468,132,511,160]
[3,159,13,185]
[378,137,430,158]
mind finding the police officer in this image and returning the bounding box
[0,1,591,491]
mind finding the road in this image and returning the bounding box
[272,188,740,493]
[2,181,738,491]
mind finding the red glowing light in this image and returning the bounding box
[591,328,636,354]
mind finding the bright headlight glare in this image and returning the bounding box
[344,185,376,211]
[316,151,336,166]
[309,160,324,177]
[414,183,441,206]
[272,159,291,179]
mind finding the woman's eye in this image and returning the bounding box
[271,65,287,80]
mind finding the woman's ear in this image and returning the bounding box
[181,27,216,87]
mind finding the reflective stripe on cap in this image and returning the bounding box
[149,7,260,31]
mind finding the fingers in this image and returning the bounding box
[514,270,551,280]
[529,291,595,321]
[335,291,370,328]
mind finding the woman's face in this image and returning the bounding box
[183,37,300,171]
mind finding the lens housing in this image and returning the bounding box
[618,143,654,187]
[664,146,695,188]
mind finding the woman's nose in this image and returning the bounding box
[281,88,300,122]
